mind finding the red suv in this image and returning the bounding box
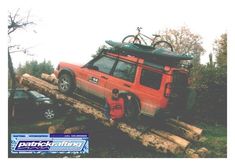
[54,41,192,119]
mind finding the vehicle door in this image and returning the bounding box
[135,67,164,116]
[104,59,137,98]
[12,90,33,118]
[77,55,117,99]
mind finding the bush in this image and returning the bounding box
[16,60,54,78]
[190,64,227,124]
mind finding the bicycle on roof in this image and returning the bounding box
[122,27,174,52]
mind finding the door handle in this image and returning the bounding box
[123,83,131,88]
[101,76,108,80]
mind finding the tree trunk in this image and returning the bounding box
[8,50,16,120]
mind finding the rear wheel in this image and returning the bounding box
[58,73,75,94]
[120,94,140,120]
[43,108,55,120]
[153,41,173,52]
[122,35,141,44]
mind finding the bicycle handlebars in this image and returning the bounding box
[137,27,142,32]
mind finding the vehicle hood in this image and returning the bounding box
[60,62,83,68]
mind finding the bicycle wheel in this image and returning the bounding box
[153,41,174,52]
[122,35,141,44]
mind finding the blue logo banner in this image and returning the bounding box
[11,133,89,154]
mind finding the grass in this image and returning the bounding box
[192,122,227,158]
[9,115,227,158]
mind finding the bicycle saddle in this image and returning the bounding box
[152,34,160,37]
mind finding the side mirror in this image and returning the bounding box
[82,63,91,68]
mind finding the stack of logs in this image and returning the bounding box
[20,73,207,157]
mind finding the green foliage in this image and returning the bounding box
[194,122,227,158]
[214,33,227,67]
[16,60,54,78]
[189,33,227,124]
[190,65,226,124]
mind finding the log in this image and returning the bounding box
[19,73,184,154]
[165,122,201,141]
[196,147,208,157]
[41,73,58,84]
[117,123,182,154]
[168,118,203,136]
[64,126,85,134]
[48,124,65,134]
[36,121,52,127]
[151,129,190,149]
[185,148,200,158]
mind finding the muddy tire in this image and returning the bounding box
[58,73,75,94]
[120,94,140,120]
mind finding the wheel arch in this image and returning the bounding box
[58,68,76,84]
[119,91,141,111]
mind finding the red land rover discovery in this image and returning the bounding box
[54,42,191,119]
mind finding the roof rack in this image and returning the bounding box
[105,40,193,64]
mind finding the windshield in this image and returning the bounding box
[29,91,46,98]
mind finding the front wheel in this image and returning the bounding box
[153,41,174,52]
[58,73,75,94]
[122,35,141,44]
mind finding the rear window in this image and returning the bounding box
[172,71,188,89]
[140,69,162,90]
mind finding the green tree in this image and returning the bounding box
[214,33,227,67]
[16,60,54,78]
[189,33,227,124]
[159,26,205,65]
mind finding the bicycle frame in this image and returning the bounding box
[125,27,173,51]
[136,32,158,46]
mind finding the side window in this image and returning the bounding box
[113,60,136,82]
[140,69,162,90]
[92,56,116,74]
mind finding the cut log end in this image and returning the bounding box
[48,124,65,134]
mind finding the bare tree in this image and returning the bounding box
[158,26,205,65]
[8,9,35,119]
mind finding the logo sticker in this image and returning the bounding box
[11,133,89,154]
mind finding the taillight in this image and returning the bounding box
[164,83,171,97]
[164,66,171,72]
